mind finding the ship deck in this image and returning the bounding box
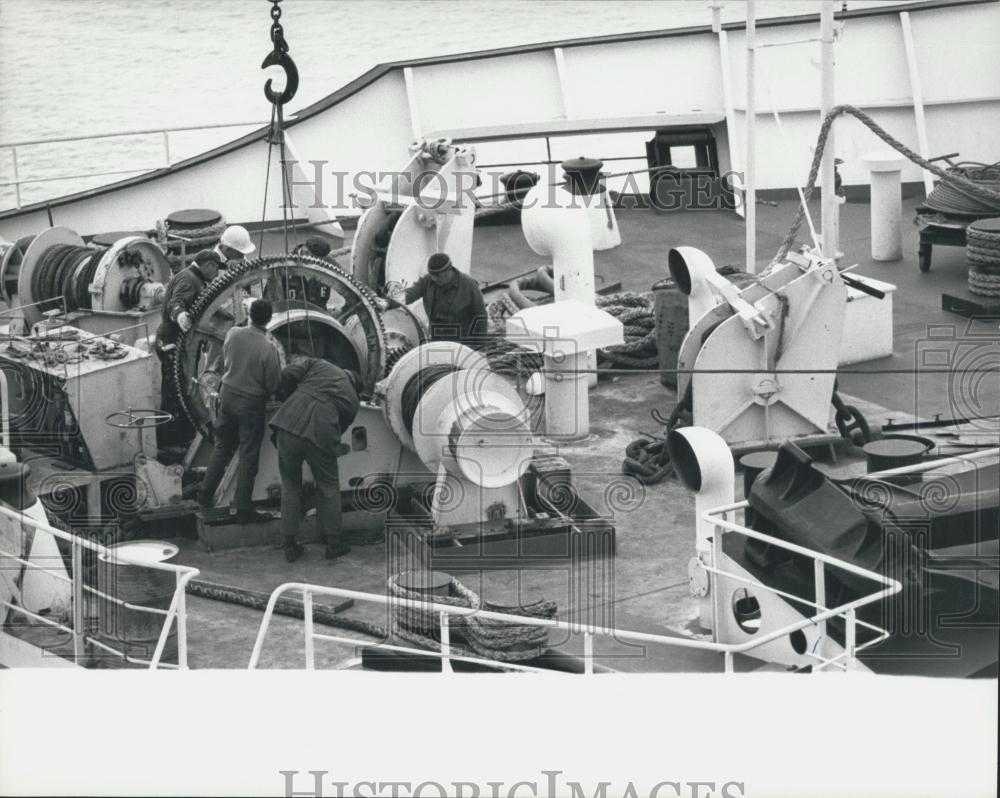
[161,195,998,670]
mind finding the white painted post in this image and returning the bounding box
[820,2,839,260]
[717,28,744,219]
[176,582,188,669]
[813,559,827,661]
[745,2,757,272]
[303,589,315,670]
[864,152,905,261]
[403,67,422,140]
[545,350,590,441]
[71,539,85,663]
[11,147,22,209]
[900,11,934,197]
[553,48,573,118]
[439,611,453,673]
[162,130,172,168]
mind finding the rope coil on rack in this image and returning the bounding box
[966,220,1000,297]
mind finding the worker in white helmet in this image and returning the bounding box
[213,225,256,265]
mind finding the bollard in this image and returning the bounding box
[507,300,623,443]
[864,151,905,261]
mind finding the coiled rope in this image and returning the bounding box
[966,218,1000,297]
[921,161,1000,218]
[484,284,659,376]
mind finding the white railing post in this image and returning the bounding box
[0,368,11,448]
[161,130,172,168]
[176,578,188,669]
[724,650,734,673]
[844,608,857,671]
[71,537,85,663]
[11,146,21,209]
[820,1,839,261]
[745,1,757,273]
[439,611,453,674]
[303,588,315,670]
[583,631,594,675]
[813,559,827,660]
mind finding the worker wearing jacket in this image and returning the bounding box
[269,356,360,563]
[154,250,222,415]
[197,299,281,524]
[397,252,489,349]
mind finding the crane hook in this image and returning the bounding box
[262,44,298,106]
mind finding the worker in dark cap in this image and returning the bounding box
[154,249,224,414]
[270,356,360,563]
[386,252,489,349]
[296,237,332,259]
[197,299,281,525]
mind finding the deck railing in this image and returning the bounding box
[248,507,901,673]
[0,121,268,209]
[0,502,200,669]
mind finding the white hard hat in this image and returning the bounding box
[220,225,256,255]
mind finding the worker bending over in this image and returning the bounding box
[198,299,281,524]
[387,252,489,349]
[270,356,359,563]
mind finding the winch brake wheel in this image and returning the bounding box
[172,254,387,436]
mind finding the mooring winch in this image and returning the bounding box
[1,225,171,343]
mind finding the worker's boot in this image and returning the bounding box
[324,540,351,560]
[284,538,304,563]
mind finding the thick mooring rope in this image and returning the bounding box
[187,574,557,665]
[485,287,659,375]
[773,104,1000,265]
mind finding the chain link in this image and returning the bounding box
[268,0,287,52]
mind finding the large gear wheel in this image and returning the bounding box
[172,254,387,435]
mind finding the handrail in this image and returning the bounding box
[0,501,200,669]
[0,120,268,209]
[249,506,900,671]
[0,120,270,150]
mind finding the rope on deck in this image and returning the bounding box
[773,104,1000,266]
[484,281,660,376]
[188,573,558,665]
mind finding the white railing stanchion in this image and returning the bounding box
[724,651,734,673]
[304,589,315,670]
[11,147,21,209]
[845,608,857,671]
[583,631,594,675]
[161,131,172,168]
[439,611,453,674]
[71,538,85,663]
[0,503,198,670]
[176,577,188,669]
[814,559,827,660]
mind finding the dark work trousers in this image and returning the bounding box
[277,429,342,544]
[199,388,267,511]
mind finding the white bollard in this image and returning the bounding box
[864,151,905,261]
[506,300,623,443]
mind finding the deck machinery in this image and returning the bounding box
[175,252,613,568]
